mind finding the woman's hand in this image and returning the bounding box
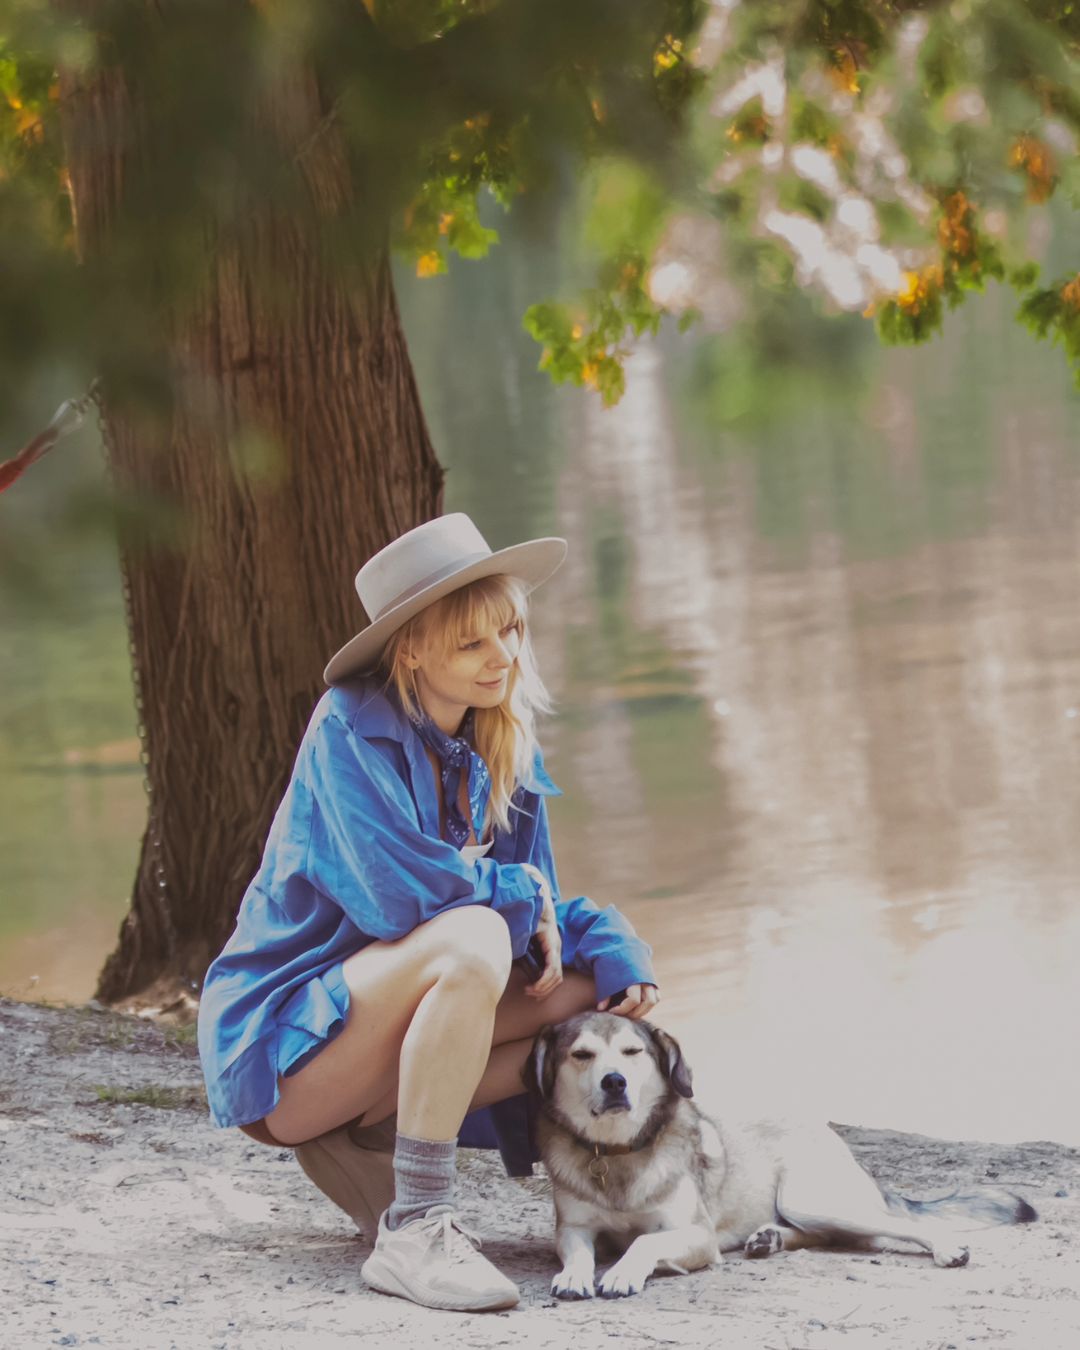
[597,984,660,1020]
[520,863,563,999]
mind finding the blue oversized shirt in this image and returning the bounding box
[197,680,656,1157]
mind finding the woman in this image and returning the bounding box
[197,512,659,1312]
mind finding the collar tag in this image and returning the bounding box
[587,1149,609,1190]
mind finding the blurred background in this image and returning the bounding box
[3,192,1078,1146]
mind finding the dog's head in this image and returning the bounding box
[523,1012,693,1146]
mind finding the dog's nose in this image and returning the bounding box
[601,1072,627,1094]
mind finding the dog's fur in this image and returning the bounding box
[523,1013,1037,1299]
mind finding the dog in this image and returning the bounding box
[523,1012,1037,1299]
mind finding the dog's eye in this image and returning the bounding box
[622,1047,644,1056]
[570,1050,595,1061]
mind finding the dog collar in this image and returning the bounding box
[584,1140,637,1157]
[578,1139,648,1191]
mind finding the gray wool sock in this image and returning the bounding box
[385,1132,458,1231]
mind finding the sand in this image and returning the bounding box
[2,995,1077,1349]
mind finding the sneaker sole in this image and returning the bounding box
[361,1254,519,1312]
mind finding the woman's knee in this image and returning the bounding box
[425,906,513,994]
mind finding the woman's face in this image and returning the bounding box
[409,613,523,735]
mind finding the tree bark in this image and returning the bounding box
[55,5,443,1002]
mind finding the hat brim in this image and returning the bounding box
[323,536,567,685]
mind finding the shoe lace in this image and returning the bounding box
[431,1211,485,1264]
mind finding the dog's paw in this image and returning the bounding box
[744,1225,784,1259]
[932,1244,971,1269]
[597,1261,648,1298]
[552,1266,596,1300]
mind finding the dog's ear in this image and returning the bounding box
[522,1024,559,1101]
[649,1026,694,1099]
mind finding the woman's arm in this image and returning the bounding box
[297,710,546,955]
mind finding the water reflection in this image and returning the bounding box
[533,318,1080,1145]
[2,251,1078,1146]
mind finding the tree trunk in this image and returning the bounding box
[56,7,444,1003]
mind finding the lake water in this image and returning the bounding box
[2,240,1078,1147]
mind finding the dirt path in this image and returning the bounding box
[2,996,1077,1349]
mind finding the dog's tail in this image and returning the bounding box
[883,1187,1037,1229]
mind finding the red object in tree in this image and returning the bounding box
[0,394,92,494]
[0,431,57,494]
[0,459,28,491]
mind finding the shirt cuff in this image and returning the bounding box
[591,943,657,1005]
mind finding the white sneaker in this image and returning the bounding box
[361,1205,520,1312]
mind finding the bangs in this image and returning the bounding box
[381,566,553,835]
[420,574,527,659]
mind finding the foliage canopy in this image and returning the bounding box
[1,0,1078,418]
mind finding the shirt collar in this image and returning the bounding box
[331,679,407,734]
[329,681,562,797]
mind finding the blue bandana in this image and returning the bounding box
[405,703,487,848]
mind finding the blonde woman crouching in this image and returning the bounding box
[197,513,658,1312]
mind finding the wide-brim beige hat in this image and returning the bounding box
[324,512,567,685]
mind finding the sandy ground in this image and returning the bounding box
[2,996,1078,1350]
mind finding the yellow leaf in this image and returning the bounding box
[653,36,683,75]
[937,193,974,258]
[15,109,41,139]
[895,264,942,315]
[416,251,442,278]
[1009,135,1056,204]
[896,270,920,310]
[828,48,860,95]
[944,190,969,224]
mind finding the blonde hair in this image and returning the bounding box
[377,574,553,837]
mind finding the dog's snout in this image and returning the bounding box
[601,1072,627,1094]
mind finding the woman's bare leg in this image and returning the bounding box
[263,910,599,1145]
[392,923,509,1140]
[264,905,513,1145]
[359,965,598,1125]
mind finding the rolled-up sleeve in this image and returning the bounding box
[527,796,656,1002]
[304,711,544,956]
